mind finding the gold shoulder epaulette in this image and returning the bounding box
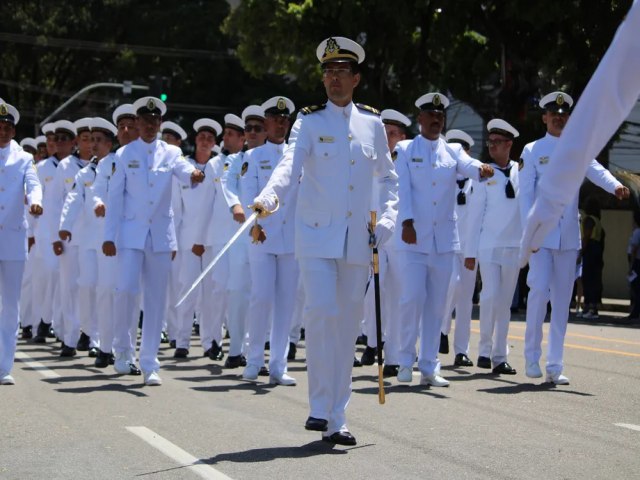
[300,104,326,115]
[355,103,380,115]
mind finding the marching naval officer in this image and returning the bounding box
[251,37,398,445]
[102,96,205,386]
[0,102,43,385]
[519,91,626,385]
[395,92,494,387]
[440,129,476,367]
[465,119,522,374]
[242,96,299,385]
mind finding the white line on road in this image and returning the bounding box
[615,423,640,432]
[126,426,233,480]
[15,351,61,379]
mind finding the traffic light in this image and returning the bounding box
[149,75,171,102]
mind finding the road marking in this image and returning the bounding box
[615,423,640,432]
[126,426,233,480]
[469,329,640,358]
[15,351,61,379]
[505,323,640,346]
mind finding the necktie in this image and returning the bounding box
[497,165,515,198]
[456,178,468,205]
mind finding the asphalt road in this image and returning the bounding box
[2,313,639,480]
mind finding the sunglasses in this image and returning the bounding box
[486,139,510,147]
[244,125,264,133]
[55,135,72,142]
[322,68,353,78]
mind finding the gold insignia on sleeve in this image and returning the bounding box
[355,103,381,115]
[0,104,7,116]
[391,151,398,161]
[556,94,564,105]
[241,161,248,176]
[301,104,326,115]
[539,156,549,165]
[433,94,441,106]
[277,98,286,110]
[147,98,156,110]
[518,158,524,171]
[111,162,116,174]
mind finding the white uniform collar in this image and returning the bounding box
[326,100,354,118]
[418,134,441,151]
[266,140,286,154]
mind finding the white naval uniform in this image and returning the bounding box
[519,134,621,375]
[59,159,102,349]
[394,136,482,376]
[465,161,522,366]
[104,138,195,374]
[255,101,398,436]
[221,150,252,357]
[20,206,37,330]
[441,176,476,357]
[243,141,299,378]
[50,154,88,347]
[173,157,210,350]
[0,142,42,377]
[33,157,62,333]
[194,154,238,352]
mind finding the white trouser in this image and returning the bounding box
[398,250,454,376]
[0,261,26,376]
[198,244,228,350]
[246,251,298,377]
[165,251,182,341]
[478,260,519,365]
[32,241,61,330]
[525,248,578,375]
[175,250,203,349]
[59,244,80,346]
[77,248,99,348]
[19,250,35,328]
[227,240,250,356]
[300,256,368,436]
[112,234,171,373]
[289,278,305,344]
[96,252,116,354]
[362,245,401,365]
[441,253,476,356]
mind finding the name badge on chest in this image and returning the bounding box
[411,158,423,163]
[319,136,334,143]
[128,160,140,169]
[538,156,549,165]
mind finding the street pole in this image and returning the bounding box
[38,81,149,129]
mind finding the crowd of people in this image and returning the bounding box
[0,32,632,446]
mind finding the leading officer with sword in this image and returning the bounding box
[249,37,398,446]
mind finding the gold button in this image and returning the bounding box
[324,153,328,157]
[350,159,355,165]
[348,134,353,141]
[432,182,436,186]
[346,211,352,218]
[149,182,154,187]
[433,201,436,205]
[314,222,319,227]
[349,185,354,191]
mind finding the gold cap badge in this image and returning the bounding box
[0,104,7,116]
[147,98,156,110]
[277,98,286,110]
[556,94,564,105]
[433,94,441,106]
[325,37,339,55]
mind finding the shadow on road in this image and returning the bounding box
[477,380,595,396]
[54,382,147,397]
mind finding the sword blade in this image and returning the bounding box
[175,211,258,308]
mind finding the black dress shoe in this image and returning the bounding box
[264,341,270,351]
[304,416,328,431]
[382,364,399,378]
[322,431,357,446]
[129,364,142,375]
[174,348,189,359]
[300,328,305,341]
[224,354,246,369]
[360,346,377,366]
[33,321,50,344]
[60,345,77,357]
[258,366,269,377]
[353,356,362,367]
[193,322,200,336]
[108,353,115,365]
[492,362,517,375]
[169,339,176,349]
[76,332,91,351]
[205,340,224,361]
[161,331,170,344]
[88,347,99,358]
[477,356,491,369]
[94,350,111,368]
[21,326,33,340]
[355,334,368,346]
[439,333,449,354]
[287,342,297,360]
[454,353,474,367]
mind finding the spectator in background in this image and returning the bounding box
[581,197,605,319]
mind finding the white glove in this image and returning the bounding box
[374,221,393,247]
[250,194,278,218]
[519,195,565,267]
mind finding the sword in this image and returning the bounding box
[369,210,385,405]
[175,211,258,307]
